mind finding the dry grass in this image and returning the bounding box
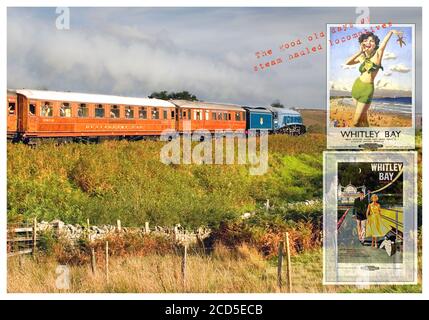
[8,247,422,293]
[8,244,277,293]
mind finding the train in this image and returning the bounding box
[7,89,306,143]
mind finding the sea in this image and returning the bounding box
[341,97,412,115]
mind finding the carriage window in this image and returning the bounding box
[110,105,120,118]
[139,107,147,119]
[60,102,71,117]
[8,102,16,115]
[235,112,240,121]
[95,104,105,118]
[188,110,191,120]
[163,110,168,120]
[78,104,89,117]
[212,112,217,120]
[41,102,53,117]
[171,110,175,119]
[205,110,209,120]
[223,113,228,121]
[29,103,36,115]
[125,106,134,119]
[195,110,202,120]
[228,113,232,121]
[152,107,159,119]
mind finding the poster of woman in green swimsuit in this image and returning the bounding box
[345,30,402,127]
[327,24,415,150]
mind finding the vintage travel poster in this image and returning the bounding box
[327,24,415,150]
[324,152,417,284]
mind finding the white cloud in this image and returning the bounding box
[341,64,357,70]
[383,51,396,60]
[390,64,411,73]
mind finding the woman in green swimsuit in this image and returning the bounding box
[345,30,402,127]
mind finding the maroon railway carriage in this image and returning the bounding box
[12,89,177,142]
[170,100,246,134]
[7,90,18,140]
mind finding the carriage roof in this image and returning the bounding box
[15,89,175,108]
[170,100,245,112]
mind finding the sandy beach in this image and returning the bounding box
[329,98,412,128]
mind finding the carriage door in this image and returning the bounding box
[17,94,26,133]
[175,107,180,132]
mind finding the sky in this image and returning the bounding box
[329,24,413,94]
[7,7,422,111]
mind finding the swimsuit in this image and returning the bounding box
[351,54,383,104]
[365,203,390,238]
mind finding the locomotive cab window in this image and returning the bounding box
[95,104,105,118]
[125,106,134,119]
[110,105,120,118]
[60,103,71,117]
[139,107,147,119]
[41,102,53,117]
[152,107,159,119]
[78,103,89,117]
[8,102,16,115]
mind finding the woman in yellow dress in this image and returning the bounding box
[366,194,391,248]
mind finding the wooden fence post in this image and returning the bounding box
[181,244,188,289]
[145,221,150,234]
[285,232,292,293]
[32,217,37,256]
[116,220,121,232]
[87,218,91,241]
[277,240,284,290]
[105,241,109,281]
[91,248,96,275]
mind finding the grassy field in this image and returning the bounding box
[7,112,422,293]
[7,134,324,227]
[8,246,421,293]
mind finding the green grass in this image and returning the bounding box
[8,134,324,228]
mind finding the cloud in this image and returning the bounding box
[8,8,330,108]
[330,79,352,92]
[390,64,411,73]
[383,51,396,60]
[383,71,392,76]
[341,64,357,70]
[6,7,422,111]
[375,78,409,91]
